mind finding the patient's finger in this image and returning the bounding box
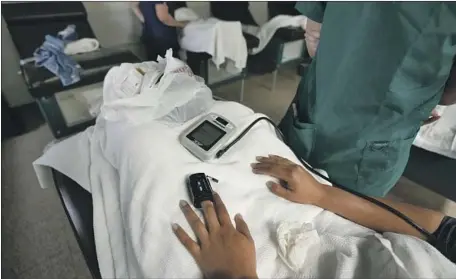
[251,163,290,181]
[256,155,284,165]
[180,200,209,242]
[234,214,253,241]
[213,193,232,227]
[267,181,293,200]
[202,201,220,232]
[172,223,201,258]
[268,155,295,166]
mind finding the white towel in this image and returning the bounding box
[413,105,456,159]
[64,38,100,55]
[179,18,248,70]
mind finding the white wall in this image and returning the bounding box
[1,16,33,106]
[1,2,143,107]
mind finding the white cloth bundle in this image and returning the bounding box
[33,99,456,278]
[413,105,456,159]
[64,38,100,55]
[99,49,213,125]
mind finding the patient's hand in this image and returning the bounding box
[251,155,327,205]
[173,193,257,279]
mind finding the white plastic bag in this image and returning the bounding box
[99,49,213,125]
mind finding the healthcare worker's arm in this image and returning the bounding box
[131,2,145,23]
[251,155,445,240]
[296,2,325,58]
[155,3,189,28]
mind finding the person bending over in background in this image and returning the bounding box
[172,155,455,279]
[131,1,188,60]
[281,2,456,197]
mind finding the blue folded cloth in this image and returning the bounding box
[34,34,81,86]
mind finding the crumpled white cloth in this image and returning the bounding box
[64,38,100,55]
[413,105,456,159]
[33,100,456,279]
[99,50,213,125]
[243,15,307,54]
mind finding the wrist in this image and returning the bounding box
[312,182,331,208]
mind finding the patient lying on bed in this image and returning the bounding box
[173,155,456,279]
[34,55,456,278]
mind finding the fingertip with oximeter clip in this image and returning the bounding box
[186,173,219,209]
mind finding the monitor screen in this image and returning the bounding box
[186,121,226,151]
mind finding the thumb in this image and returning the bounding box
[235,214,253,241]
[267,181,292,200]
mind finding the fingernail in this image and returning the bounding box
[235,213,243,220]
[179,200,188,208]
[172,223,179,231]
[266,181,275,189]
[250,163,257,168]
[256,156,264,160]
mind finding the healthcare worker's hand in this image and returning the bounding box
[304,18,321,58]
[251,155,327,205]
[422,108,441,126]
[173,193,258,279]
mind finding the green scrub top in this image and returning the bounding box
[283,2,456,196]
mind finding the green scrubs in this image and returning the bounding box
[283,2,456,196]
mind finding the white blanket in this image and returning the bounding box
[413,105,456,159]
[34,100,456,278]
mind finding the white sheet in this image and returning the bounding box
[179,18,248,70]
[413,105,456,159]
[34,100,456,278]
[176,7,307,68]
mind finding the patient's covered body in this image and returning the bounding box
[33,56,456,278]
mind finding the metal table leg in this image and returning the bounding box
[239,78,245,103]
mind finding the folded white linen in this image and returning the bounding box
[179,18,248,70]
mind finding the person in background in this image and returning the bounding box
[280,2,456,197]
[131,2,188,60]
[172,155,455,279]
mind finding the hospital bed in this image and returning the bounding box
[176,2,260,102]
[209,1,307,93]
[2,2,141,138]
[2,2,141,278]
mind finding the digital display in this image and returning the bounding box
[186,121,226,151]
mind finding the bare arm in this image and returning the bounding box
[131,2,144,23]
[252,155,445,240]
[155,3,188,28]
[317,185,445,240]
[304,18,321,58]
[440,60,456,105]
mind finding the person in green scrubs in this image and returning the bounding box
[280,2,456,197]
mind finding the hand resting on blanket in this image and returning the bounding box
[173,193,258,279]
[173,154,454,277]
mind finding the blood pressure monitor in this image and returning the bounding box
[179,113,236,161]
